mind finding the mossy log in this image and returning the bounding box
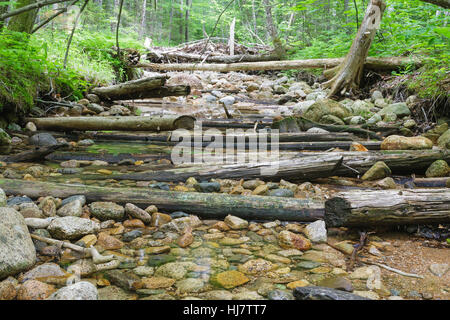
[325,189,450,227]
[26,115,196,132]
[0,144,64,163]
[0,179,325,221]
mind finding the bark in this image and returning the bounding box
[136,56,421,72]
[0,144,63,163]
[420,0,450,8]
[139,0,147,39]
[0,0,9,30]
[263,0,285,58]
[323,0,387,97]
[0,179,325,221]
[146,51,281,63]
[46,151,170,163]
[7,0,39,33]
[26,115,196,131]
[0,0,71,21]
[325,189,450,227]
[229,17,236,56]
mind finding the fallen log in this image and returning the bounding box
[0,144,64,163]
[324,189,450,227]
[101,154,344,182]
[26,115,196,132]
[46,151,171,163]
[155,51,280,63]
[0,179,325,221]
[94,84,190,101]
[136,56,421,73]
[91,75,167,100]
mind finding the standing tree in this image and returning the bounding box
[263,0,285,59]
[323,0,386,98]
[0,0,9,30]
[8,0,39,33]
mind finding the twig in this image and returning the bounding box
[115,0,124,56]
[363,261,424,279]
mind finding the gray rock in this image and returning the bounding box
[429,263,448,277]
[87,103,104,114]
[0,128,11,145]
[379,102,411,117]
[350,116,365,125]
[294,286,371,300]
[78,139,95,146]
[57,199,83,217]
[219,96,235,106]
[0,208,36,279]
[175,278,205,293]
[86,94,101,103]
[29,133,58,147]
[61,195,86,207]
[268,290,294,300]
[0,188,6,207]
[304,220,327,243]
[194,182,221,193]
[89,202,125,221]
[268,189,294,197]
[371,91,383,101]
[47,281,98,300]
[367,113,382,125]
[306,127,329,134]
[125,203,151,224]
[20,262,66,282]
[204,94,217,103]
[47,216,100,240]
[104,270,140,291]
[122,230,142,242]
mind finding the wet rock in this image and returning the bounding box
[350,116,365,125]
[29,133,58,147]
[176,278,204,293]
[425,160,449,177]
[333,241,355,255]
[232,289,264,300]
[141,277,176,289]
[155,262,188,280]
[89,202,125,221]
[429,263,448,277]
[19,263,67,282]
[267,290,294,300]
[97,232,124,250]
[200,290,233,300]
[109,105,131,116]
[86,94,101,103]
[321,114,345,125]
[349,266,375,280]
[224,215,248,230]
[76,234,97,247]
[125,203,152,224]
[379,102,410,117]
[2,168,23,179]
[194,182,221,193]
[294,286,371,300]
[367,113,382,124]
[242,179,264,190]
[123,230,143,242]
[87,103,104,114]
[381,135,433,150]
[304,220,327,243]
[56,199,83,217]
[278,230,312,251]
[170,211,189,219]
[147,254,176,267]
[375,177,397,189]
[17,280,55,300]
[210,270,249,289]
[306,127,329,134]
[78,139,94,146]
[403,119,416,129]
[104,270,140,291]
[177,230,194,248]
[354,290,379,300]
[0,128,11,145]
[98,285,136,300]
[123,219,145,228]
[317,276,353,292]
[219,96,235,106]
[48,281,98,300]
[133,266,154,277]
[361,161,391,181]
[268,188,294,197]
[383,112,397,122]
[0,278,17,300]
[238,259,274,275]
[48,216,100,240]
[0,208,36,279]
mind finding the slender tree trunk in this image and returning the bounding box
[139,0,147,39]
[8,0,38,33]
[168,0,173,44]
[228,17,235,55]
[184,0,190,43]
[323,0,386,97]
[262,0,285,58]
[0,0,9,30]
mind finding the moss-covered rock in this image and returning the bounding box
[302,99,351,122]
[381,135,433,150]
[437,129,450,149]
[0,128,11,145]
[425,160,449,177]
[210,270,249,289]
[361,161,391,181]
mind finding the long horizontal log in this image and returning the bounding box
[156,51,280,63]
[26,115,196,131]
[91,75,167,100]
[136,57,422,72]
[0,179,324,221]
[325,189,450,227]
[105,154,344,182]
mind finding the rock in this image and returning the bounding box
[219,96,235,106]
[60,160,79,168]
[294,286,371,300]
[317,276,353,292]
[349,266,375,280]
[0,128,11,145]
[104,270,140,291]
[354,290,380,300]
[267,290,294,300]
[371,91,383,101]
[0,278,17,300]
[194,182,221,193]
[0,208,36,279]
[29,133,58,147]
[425,160,449,177]
[141,277,176,289]
[349,142,368,152]
[2,168,23,179]
[302,99,350,122]
[47,281,98,300]
[97,232,124,250]
[17,280,55,300]
[403,119,416,129]
[378,102,410,117]
[224,215,248,230]
[304,220,327,243]
[122,230,143,242]
[123,219,145,228]
[25,122,37,132]
[321,114,345,125]
[76,234,97,247]
[293,100,316,115]
[87,103,104,114]
[306,127,329,134]
[125,203,152,224]
[350,116,365,125]
[57,199,83,217]
[437,129,450,149]
[381,135,433,150]
[151,212,172,227]
[361,161,391,181]
[232,289,263,300]
[210,270,249,289]
[242,179,264,190]
[47,216,100,240]
[98,285,136,300]
[170,211,189,219]
[204,94,217,103]
[333,241,355,255]
[176,278,204,293]
[86,94,101,103]
[89,202,125,221]
[429,263,448,277]
[278,230,312,251]
[19,263,67,282]
[155,262,188,280]
[383,112,397,122]
[109,105,131,116]
[375,177,397,189]
[200,290,233,300]
[0,188,6,206]
[268,188,294,197]
[177,231,194,248]
[367,113,382,124]
[238,259,274,275]
[147,254,176,267]
[78,139,94,146]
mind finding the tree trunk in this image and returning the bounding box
[168,0,173,44]
[7,0,38,33]
[26,115,196,131]
[228,17,236,56]
[420,0,450,8]
[139,0,147,39]
[184,0,190,43]
[0,0,9,30]
[262,0,285,58]
[325,189,450,227]
[323,0,386,97]
[0,179,325,221]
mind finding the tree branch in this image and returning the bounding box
[63,0,89,68]
[31,0,80,34]
[0,0,72,20]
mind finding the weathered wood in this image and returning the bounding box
[156,51,279,63]
[26,115,196,132]
[0,144,64,163]
[325,189,450,227]
[104,154,344,182]
[136,56,421,72]
[0,179,325,221]
[46,151,171,163]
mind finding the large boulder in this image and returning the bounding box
[29,133,58,147]
[302,99,351,123]
[0,208,36,279]
[47,216,100,240]
[381,135,433,150]
[47,281,98,300]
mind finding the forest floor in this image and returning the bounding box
[0,70,449,300]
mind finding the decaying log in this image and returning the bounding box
[26,115,196,132]
[46,151,171,164]
[136,56,421,73]
[325,189,450,227]
[0,179,325,221]
[152,51,280,63]
[0,144,64,163]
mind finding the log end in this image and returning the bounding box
[324,197,352,228]
[174,115,196,130]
